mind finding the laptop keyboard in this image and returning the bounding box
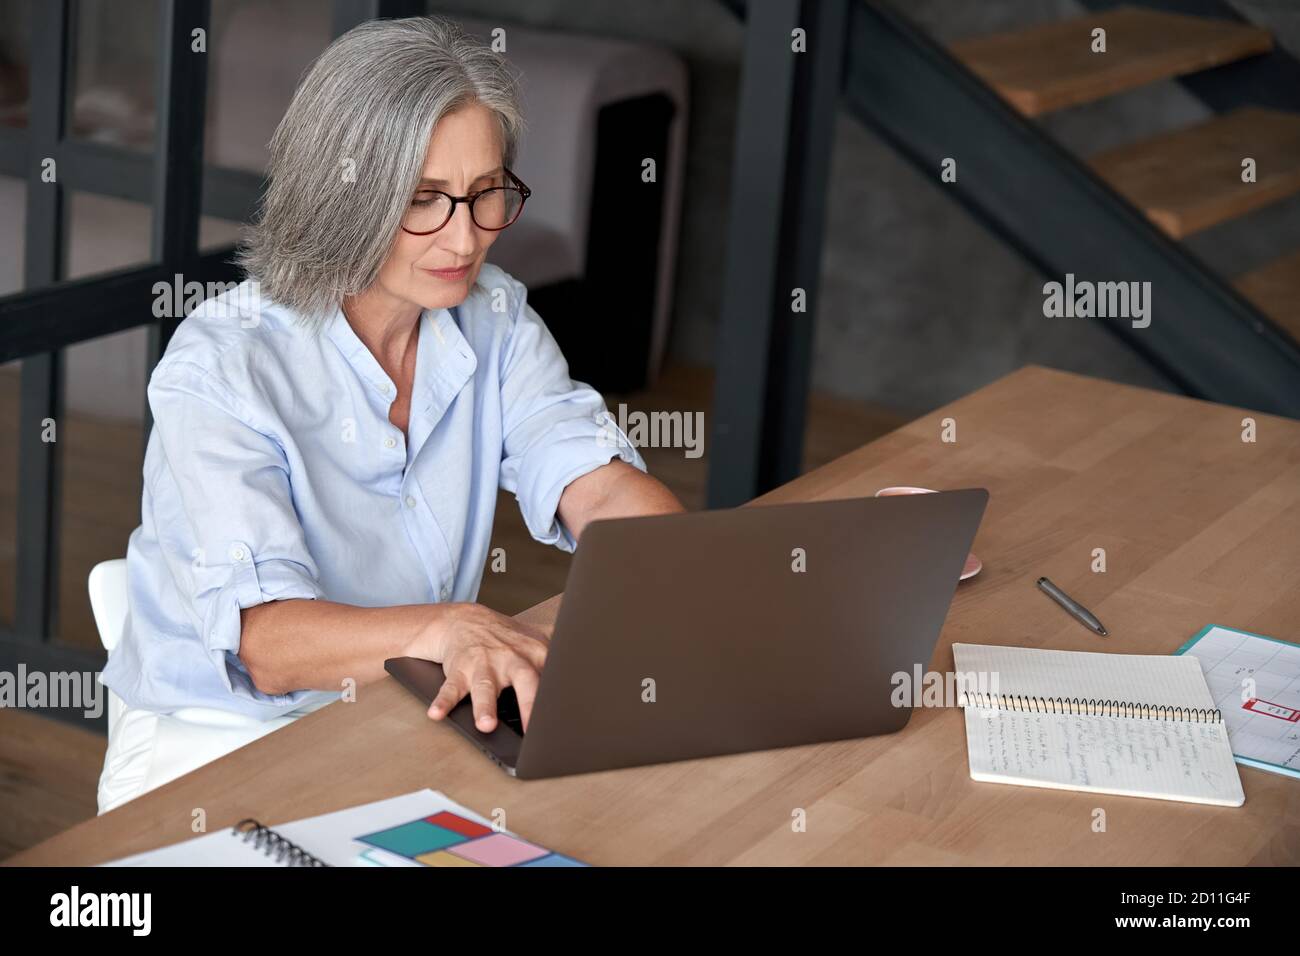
[496,687,525,736]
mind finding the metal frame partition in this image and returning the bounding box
[0,0,420,730]
[707,0,847,508]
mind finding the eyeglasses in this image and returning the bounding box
[400,166,531,235]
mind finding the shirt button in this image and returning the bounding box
[230,546,247,561]
[439,586,450,601]
[379,382,392,395]
[405,495,417,509]
[383,436,396,449]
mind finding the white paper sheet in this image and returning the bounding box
[104,790,496,867]
[1178,625,1300,779]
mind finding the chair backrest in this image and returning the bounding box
[88,559,129,653]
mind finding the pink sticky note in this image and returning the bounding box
[449,833,549,867]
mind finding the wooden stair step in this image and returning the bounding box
[1089,107,1300,238]
[1235,250,1300,344]
[951,6,1272,117]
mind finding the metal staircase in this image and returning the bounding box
[709,0,1300,506]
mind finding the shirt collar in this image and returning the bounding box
[325,303,478,442]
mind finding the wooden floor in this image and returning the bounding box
[0,708,105,860]
[0,361,905,859]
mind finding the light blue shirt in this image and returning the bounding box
[101,262,644,720]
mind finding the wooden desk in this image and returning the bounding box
[11,366,1300,865]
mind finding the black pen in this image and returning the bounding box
[1036,577,1108,636]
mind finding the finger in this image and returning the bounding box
[428,672,466,721]
[468,671,500,733]
[512,632,550,671]
[508,664,542,733]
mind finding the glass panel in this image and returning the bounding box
[200,0,333,249]
[197,0,332,251]
[0,171,23,630]
[0,357,18,628]
[0,0,29,130]
[67,184,244,269]
[54,327,145,650]
[68,0,157,151]
[0,173,23,293]
[66,188,151,278]
[198,211,243,252]
[205,0,331,172]
[55,185,152,648]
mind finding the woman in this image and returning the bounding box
[98,16,684,812]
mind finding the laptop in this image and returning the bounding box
[386,488,988,779]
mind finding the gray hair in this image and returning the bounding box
[236,16,525,326]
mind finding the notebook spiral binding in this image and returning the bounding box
[958,693,1223,723]
[231,819,330,867]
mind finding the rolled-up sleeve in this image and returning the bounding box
[146,361,325,706]
[497,289,645,552]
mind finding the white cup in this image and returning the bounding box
[873,486,983,580]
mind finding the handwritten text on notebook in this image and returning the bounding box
[969,709,1235,796]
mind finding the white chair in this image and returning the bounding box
[87,557,299,732]
[89,558,337,812]
[88,558,131,735]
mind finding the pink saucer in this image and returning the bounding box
[874,486,983,581]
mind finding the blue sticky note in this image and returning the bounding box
[518,853,587,867]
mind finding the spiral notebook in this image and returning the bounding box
[104,789,585,867]
[952,643,1245,807]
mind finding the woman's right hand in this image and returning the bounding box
[406,602,550,733]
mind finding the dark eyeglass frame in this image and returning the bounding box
[400,166,532,235]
